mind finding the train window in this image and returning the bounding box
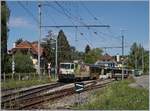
[71,64,74,69]
[60,64,70,69]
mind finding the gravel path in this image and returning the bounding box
[129,75,149,90]
[42,87,105,110]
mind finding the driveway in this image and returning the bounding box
[129,75,149,90]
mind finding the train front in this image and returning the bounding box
[58,63,75,82]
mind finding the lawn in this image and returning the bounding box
[75,78,149,110]
[1,75,57,89]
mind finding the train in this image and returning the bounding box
[58,62,132,82]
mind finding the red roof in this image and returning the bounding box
[99,53,114,61]
[11,41,43,56]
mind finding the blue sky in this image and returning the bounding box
[7,1,149,55]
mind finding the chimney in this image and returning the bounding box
[13,42,16,48]
[116,53,120,62]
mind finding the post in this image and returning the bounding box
[121,34,124,80]
[12,54,15,79]
[38,3,41,79]
[12,43,15,80]
[142,47,144,73]
[55,36,58,79]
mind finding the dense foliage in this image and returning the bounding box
[1,1,10,73]
[128,42,149,73]
[14,51,35,73]
[84,48,103,64]
[57,30,72,63]
[41,33,55,67]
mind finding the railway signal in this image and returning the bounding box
[74,82,85,106]
[74,82,85,93]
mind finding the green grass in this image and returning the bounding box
[1,75,57,89]
[75,79,149,110]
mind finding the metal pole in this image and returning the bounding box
[142,47,144,72]
[12,54,15,79]
[121,35,124,80]
[55,36,58,79]
[12,43,15,80]
[38,3,41,79]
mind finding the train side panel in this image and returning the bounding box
[74,64,90,80]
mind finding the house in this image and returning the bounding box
[8,41,45,73]
[95,53,117,68]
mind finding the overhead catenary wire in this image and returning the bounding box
[55,2,94,47]
[44,7,58,26]
[44,2,124,50]
[57,2,120,45]
[80,2,102,24]
[17,1,38,24]
[44,1,94,48]
[76,2,130,47]
[80,2,121,40]
[54,1,112,48]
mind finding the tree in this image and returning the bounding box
[41,32,55,67]
[70,46,76,60]
[143,50,149,73]
[128,42,149,73]
[1,1,10,74]
[84,48,103,64]
[57,30,72,63]
[16,38,23,45]
[4,55,12,73]
[85,44,91,54]
[14,51,35,73]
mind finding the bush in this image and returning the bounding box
[14,51,35,73]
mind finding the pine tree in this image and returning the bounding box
[85,44,91,54]
[57,30,71,63]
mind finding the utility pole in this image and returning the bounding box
[55,36,58,79]
[121,30,124,80]
[135,53,137,70]
[12,42,16,80]
[142,46,144,72]
[38,2,41,79]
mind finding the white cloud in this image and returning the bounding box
[8,17,32,28]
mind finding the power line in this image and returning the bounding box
[60,2,119,44]
[54,2,94,47]
[44,7,57,25]
[17,1,38,24]
[45,2,95,47]
[80,2,102,24]
[55,1,93,26]
[54,2,113,48]
[45,1,127,52]
[81,3,121,42]
[41,25,110,28]
[77,2,128,45]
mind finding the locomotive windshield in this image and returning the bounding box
[60,63,74,69]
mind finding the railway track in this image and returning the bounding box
[1,82,66,108]
[1,78,114,110]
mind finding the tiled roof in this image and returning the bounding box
[10,41,43,56]
[99,53,114,61]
